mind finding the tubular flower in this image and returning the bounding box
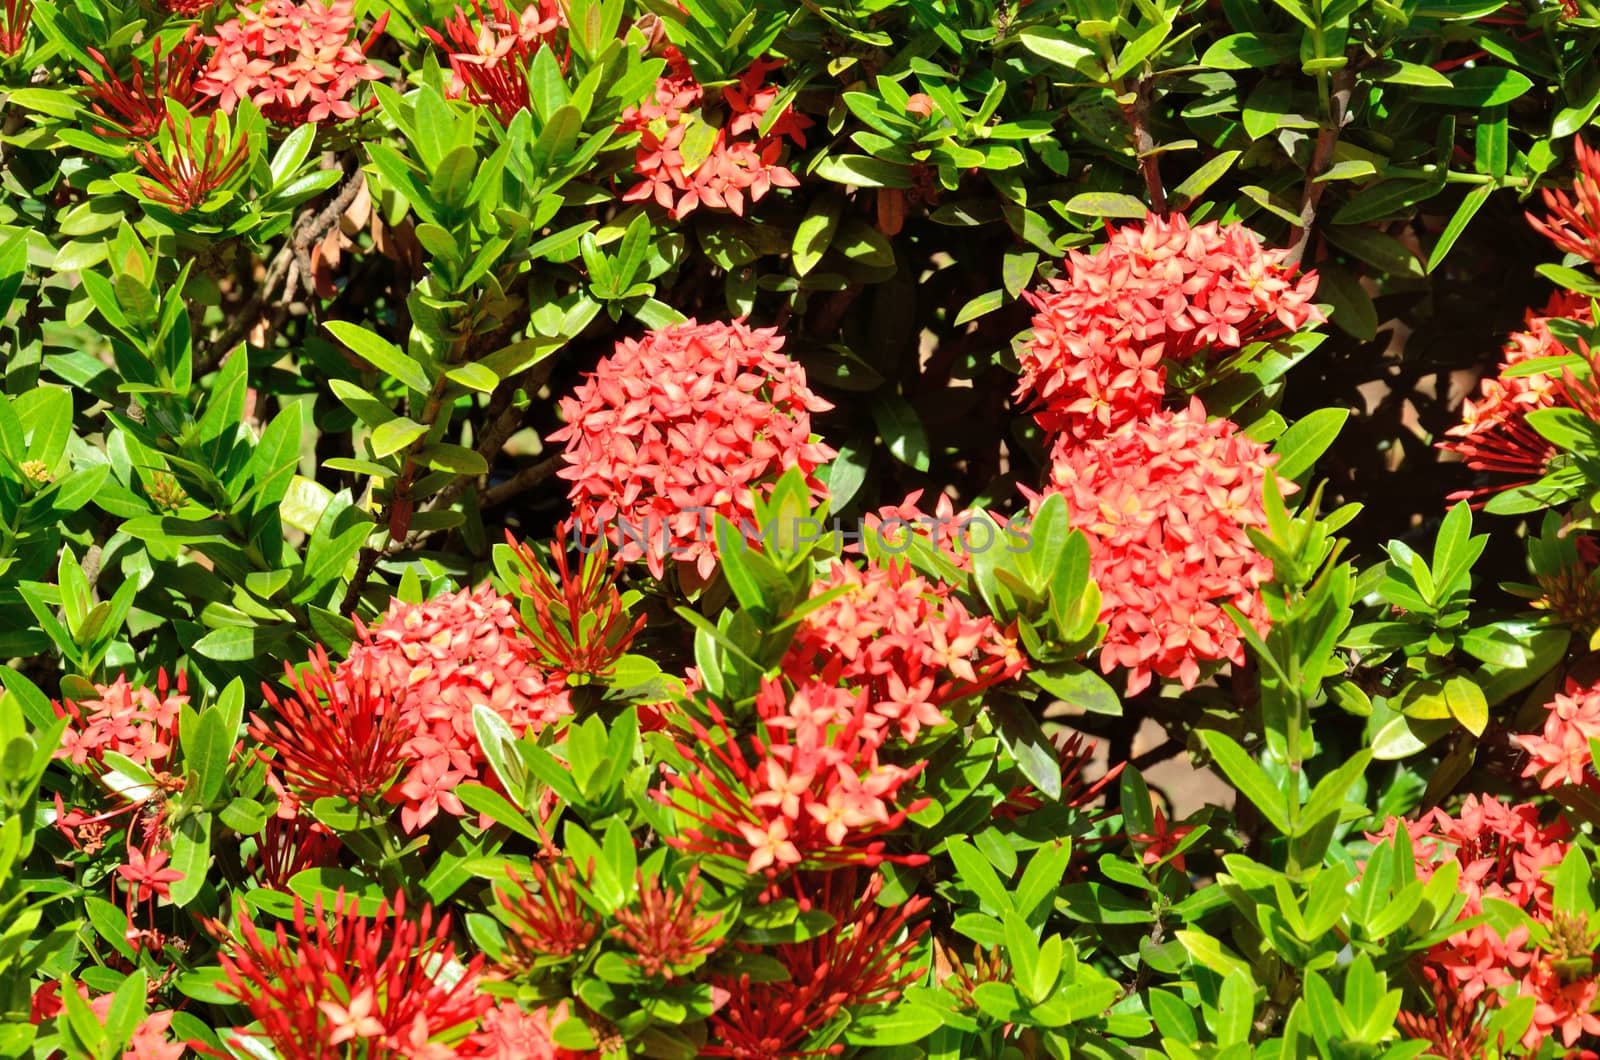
[248,812,342,889]
[505,524,646,680]
[1369,795,1581,1047]
[425,0,565,124]
[56,670,188,770]
[216,892,489,1060]
[997,731,1124,819]
[1396,969,1490,1060]
[1439,292,1594,499]
[1019,212,1323,439]
[464,1000,592,1059]
[162,0,220,12]
[0,0,30,56]
[494,859,601,969]
[1518,676,1600,790]
[196,0,388,124]
[1528,138,1600,266]
[618,50,808,220]
[610,866,723,978]
[549,319,834,581]
[705,869,929,1058]
[78,30,209,139]
[131,112,250,213]
[342,584,572,832]
[655,679,930,875]
[251,647,411,806]
[781,559,1025,743]
[1031,400,1281,696]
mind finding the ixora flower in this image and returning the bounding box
[704,869,928,1058]
[215,892,488,1059]
[1372,796,1593,1054]
[0,0,29,56]
[131,111,251,213]
[465,999,591,1060]
[549,319,834,581]
[56,670,188,769]
[1518,675,1600,790]
[1030,400,1280,695]
[342,584,573,832]
[196,0,388,124]
[618,50,809,220]
[1528,137,1600,267]
[781,559,1025,742]
[425,0,565,124]
[655,678,930,876]
[77,30,209,139]
[1018,212,1322,439]
[1438,292,1594,500]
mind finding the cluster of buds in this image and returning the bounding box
[426,0,566,124]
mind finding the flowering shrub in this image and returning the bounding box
[14,0,1600,1057]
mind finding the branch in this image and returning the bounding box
[1286,69,1356,268]
[481,455,562,509]
[1121,76,1166,215]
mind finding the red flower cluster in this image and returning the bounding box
[551,319,834,581]
[216,892,489,1060]
[781,559,1025,742]
[1520,676,1600,790]
[196,0,387,124]
[343,584,573,831]
[1032,399,1280,695]
[465,999,588,1059]
[426,0,565,124]
[1528,137,1600,267]
[705,869,928,1058]
[656,677,930,875]
[1374,796,1599,1052]
[1438,292,1593,499]
[78,30,209,139]
[1019,213,1322,439]
[504,524,645,680]
[618,52,808,219]
[31,986,185,1060]
[610,866,723,979]
[0,0,29,56]
[56,670,188,769]
[131,112,252,212]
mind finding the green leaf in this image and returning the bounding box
[871,395,930,472]
[193,624,292,662]
[325,321,432,393]
[167,812,211,907]
[792,200,842,278]
[1171,151,1242,210]
[1416,67,1533,107]
[990,697,1061,801]
[1198,730,1291,834]
[1427,184,1494,274]
[1063,192,1149,218]
[1018,27,1104,80]
[1273,408,1349,482]
[370,417,429,459]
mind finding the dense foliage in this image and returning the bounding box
[11,0,1600,1056]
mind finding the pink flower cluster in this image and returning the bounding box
[426,0,565,124]
[619,51,809,219]
[1375,796,1600,1052]
[55,670,188,769]
[30,985,184,1060]
[343,584,574,832]
[1033,399,1281,695]
[657,676,930,876]
[196,0,387,124]
[1520,675,1600,790]
[1438,292,1593,499]
[781,559,1025,741]
[550,319,834,581]
[1020,212,1322,440]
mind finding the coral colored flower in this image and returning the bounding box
[505,524,646,680]
[782,559,1024,742]
[704,869,928,1057]
[56,670,188,770]
[1030,400,1282,695]
[1019,213,1322,439]
[549,319,834,581]
[425,0,565,123]
[342,584,571,831]
[217,892,489,1059]
[617,50,808,220]
[494,859,600,967]
[132,111,251,213]
[857,488,1019,571]
[1396,968,1490,1060]
[117,847,184,903]
[465,999,590,1059]
[249,811,342,889]
[656,678,930,875]
[1523,955,1600,1049]
[1518,676,1600,789]
[611,865,723,979]
[0,0,29,56]
[1129,807,1196,870]
[196,0,388,124]
[1529,138,1600,266]
[1439,292,1594,499]
[252,646,411,806]
[126,1010,186,1060]
[78,30,209,139]
[162,0,219,12]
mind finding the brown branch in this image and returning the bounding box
[1286,69,1357,268]
[1121,76,1166,215]
[480,456,562,509]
